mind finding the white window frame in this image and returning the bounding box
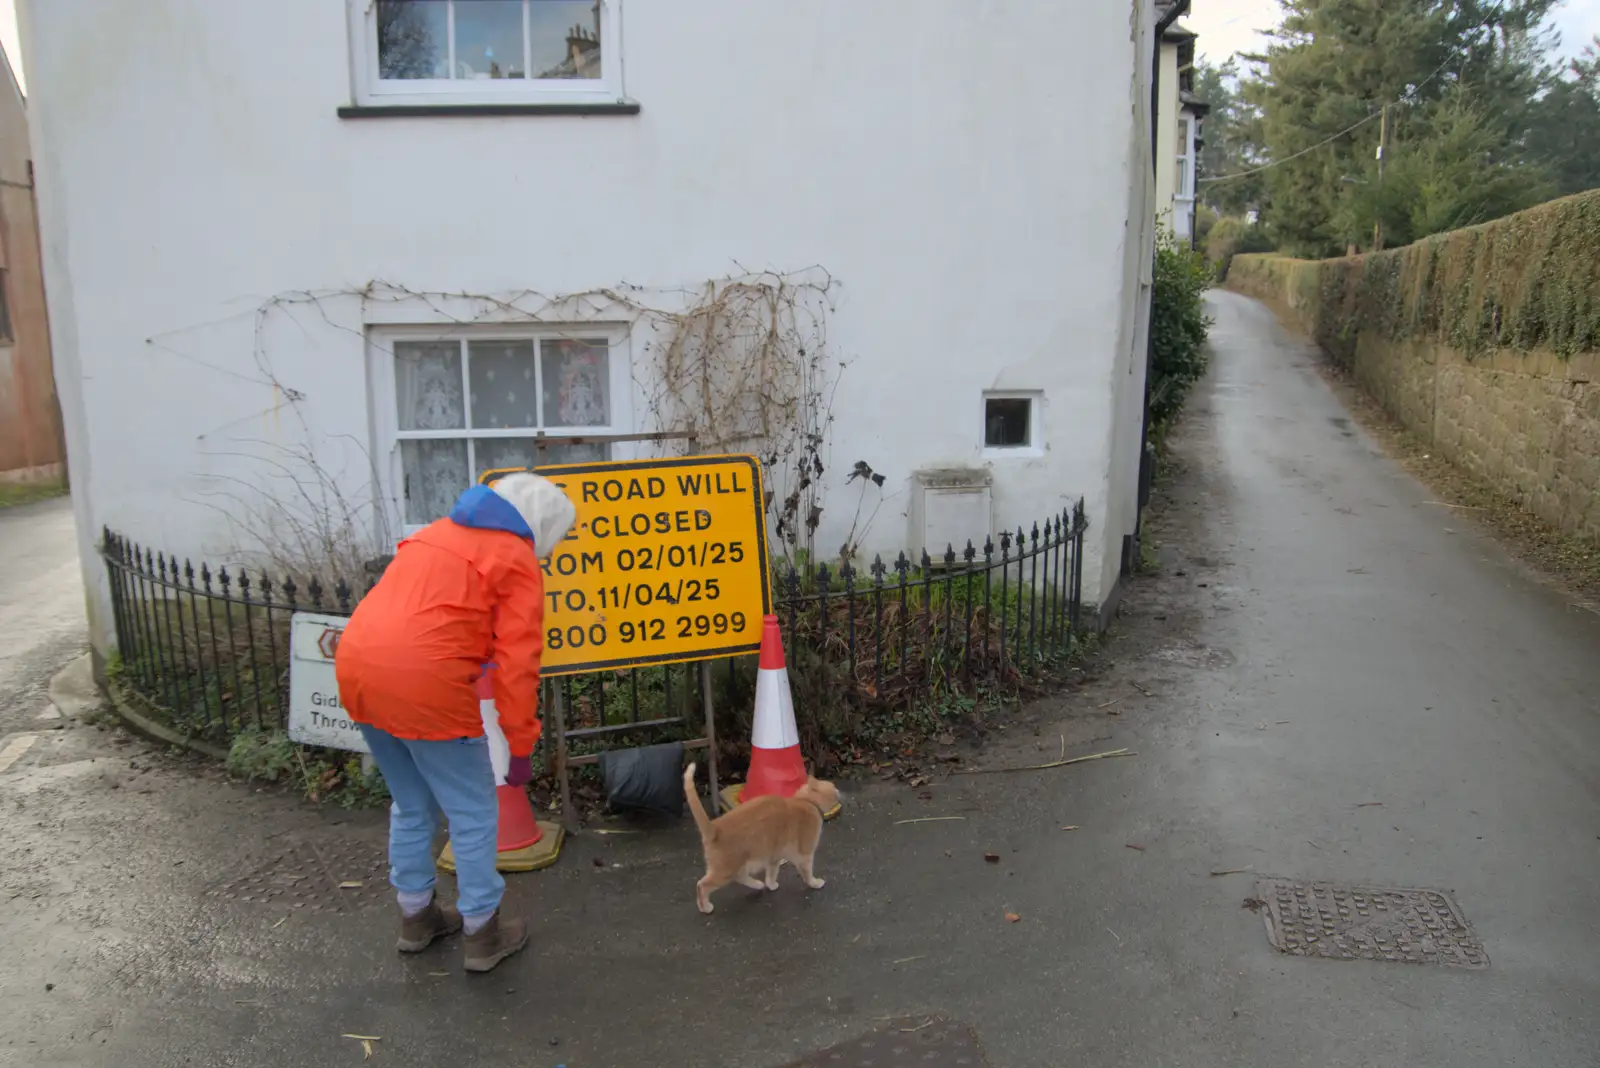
[368,324,634,534]
[981,390,1045,460]
[348,0,627,108]
[1175,114,1196,202]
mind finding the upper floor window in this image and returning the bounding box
[351,0,623,108]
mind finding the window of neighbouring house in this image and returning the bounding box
[354,0,622,107]
[1175,115,1194,200]
[374,330,628,528]
[983,392,1041,454]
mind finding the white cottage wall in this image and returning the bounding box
[22,0,1148,658]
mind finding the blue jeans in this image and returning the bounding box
[358,724,505,919]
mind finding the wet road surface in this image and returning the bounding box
[0,495,86,736]
[3,292,1599,1066]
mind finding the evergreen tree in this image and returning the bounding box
[1247,0,1556,256]
[1525,36,1600,195]
[1193,59,1267,217]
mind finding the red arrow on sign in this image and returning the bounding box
[317,627,343,660]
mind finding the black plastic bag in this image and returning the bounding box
[597,742,686,815]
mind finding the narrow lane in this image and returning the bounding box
[0,495,86,732]
[1096,290,1600,1066]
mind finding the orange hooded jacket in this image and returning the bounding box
[335,478,572,757]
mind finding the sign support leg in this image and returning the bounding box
[549,682,577,834]
[700,660,719,814]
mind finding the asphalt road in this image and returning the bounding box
[3,293,1599,1067]
[0,495,86,735]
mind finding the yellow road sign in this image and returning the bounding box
[480,455,771,676]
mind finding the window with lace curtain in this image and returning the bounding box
[373,329,628,528]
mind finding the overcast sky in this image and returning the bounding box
[1188,0,1600,64]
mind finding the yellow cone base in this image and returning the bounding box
[437,820,565,874]
[720,782,842,822]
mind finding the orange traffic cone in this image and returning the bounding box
[477,669,543,852]
[719,616,840,819]
[439,667,564,872]
[743,615,807,800]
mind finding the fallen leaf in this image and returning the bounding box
[337,881,364,889]
[1125,843,1146,852]
[1242,897,1266,913]
[1004,912,1021,923]
[983,852,1000,863]
[343,1033,382,1057]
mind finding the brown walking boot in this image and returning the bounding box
[396,902,463,953]
[462,911,528,973]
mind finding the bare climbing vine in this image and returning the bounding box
[148,268,882,578]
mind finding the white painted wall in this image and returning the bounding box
[22,0,1151,656]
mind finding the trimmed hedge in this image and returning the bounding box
[1229,189,1600,363]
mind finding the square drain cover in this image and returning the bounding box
[784,1018,985,1067]
[209,836,390,913]
[1256,879,1488,969]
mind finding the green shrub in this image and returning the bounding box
[226,726,296,782]
[1205,216,1275,281]
[225,726,389,808]
[1150,236,1215,423]
[1195,204,1220,249]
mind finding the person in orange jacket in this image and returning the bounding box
[336,472,575,973]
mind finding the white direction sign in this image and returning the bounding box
[287,611,369,754]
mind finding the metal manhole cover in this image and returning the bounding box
[209,837,390,913]
[1256,879,1488,969]
[785,1018,985,1067]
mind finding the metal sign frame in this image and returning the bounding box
[479,447,769,827]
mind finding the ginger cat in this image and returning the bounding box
[683,762,841,914]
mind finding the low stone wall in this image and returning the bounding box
[1228,191,1600,544]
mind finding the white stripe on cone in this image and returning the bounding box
[751,665,800,750]
[478,671,509,786]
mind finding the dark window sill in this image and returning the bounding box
[338,101,640,119]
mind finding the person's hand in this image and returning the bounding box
[506,755,533,787]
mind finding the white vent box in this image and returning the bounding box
[909,468,993,565]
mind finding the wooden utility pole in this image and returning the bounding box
[1373,103,1389,252]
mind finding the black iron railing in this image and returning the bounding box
[101,499,1087,759]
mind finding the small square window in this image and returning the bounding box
[984,396,1035,450]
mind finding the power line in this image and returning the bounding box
[1195,0,1509,186]
[1198,109,1384,184]
[1197,52,1458,185]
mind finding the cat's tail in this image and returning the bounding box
[683,762,715,842]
